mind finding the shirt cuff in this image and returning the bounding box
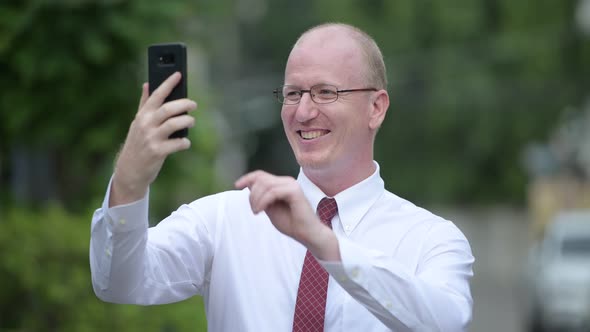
[319,236,369,287]
[101,176,150,233]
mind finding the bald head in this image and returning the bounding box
[291,23,387,90]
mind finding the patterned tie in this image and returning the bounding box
[292,197,339,332]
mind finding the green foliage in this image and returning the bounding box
[0,1,218,329]
[1,1,189,147]
[0,0,220,212]
[0,205,207,331]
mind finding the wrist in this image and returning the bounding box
[300,222,341,261]
[109,172,148,207]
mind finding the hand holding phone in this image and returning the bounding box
[148,42,188,138]
[109,43,192,206]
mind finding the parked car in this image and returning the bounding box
[528,210,590,331]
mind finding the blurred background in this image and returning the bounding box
[1,0,590,331]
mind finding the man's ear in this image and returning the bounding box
[369,90,389,130]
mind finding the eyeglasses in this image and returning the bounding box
[273,84,377,105]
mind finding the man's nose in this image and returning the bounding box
[294,92,319,123]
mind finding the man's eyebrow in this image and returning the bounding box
[284,82,338,88]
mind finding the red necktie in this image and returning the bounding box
[292,197,339,332]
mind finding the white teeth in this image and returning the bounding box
[300,130,326,140]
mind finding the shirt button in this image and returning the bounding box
[350,267,360,279]
[119,218,126,225]
[385,301,393,310]
[345,225,351,231]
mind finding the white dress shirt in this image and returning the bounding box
[90,163,474,331]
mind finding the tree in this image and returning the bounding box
[0,1,220,214]
[0,1,222,330]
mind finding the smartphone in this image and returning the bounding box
[148,42,188,138]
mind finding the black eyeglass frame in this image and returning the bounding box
[273,84,378,105]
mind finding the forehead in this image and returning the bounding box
[284,28,366,86]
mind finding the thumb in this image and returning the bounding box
[138,82,149,111]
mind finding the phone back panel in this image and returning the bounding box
[148,43,188,137]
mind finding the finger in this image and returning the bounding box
[254,176,304,214]
[159,137,192,155]
[138,83,149,111]
[144,72,182,110]
[235,170,267,190]
[251,184,291,214]
[155,99,197,124]
[158,114,195,138]
[247,177,272,213]
[244,174,294,213]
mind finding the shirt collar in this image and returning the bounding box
[297,161,385,233]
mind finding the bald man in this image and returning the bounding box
[90,23,474,332]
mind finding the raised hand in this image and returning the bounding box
[110,72,197,206]
[235,170,340,261]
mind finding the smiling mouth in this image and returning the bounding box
[298,130,330,140]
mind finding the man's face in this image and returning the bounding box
[281,30,378,173]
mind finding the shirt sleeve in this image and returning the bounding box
[319,221,474,332]
[89,177,216,305]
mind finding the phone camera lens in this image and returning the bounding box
[159,53,175,65]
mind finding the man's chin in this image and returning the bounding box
[296,156,329,170]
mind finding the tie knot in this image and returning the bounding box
[317,197,338,225]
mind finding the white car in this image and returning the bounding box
[528,210,590,331]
